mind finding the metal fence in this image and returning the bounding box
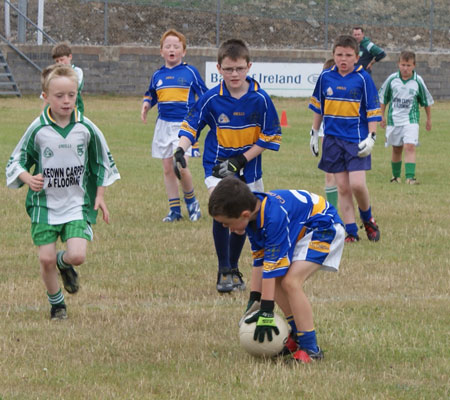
[3,0,449,51]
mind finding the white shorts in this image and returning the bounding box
[292,223,345,272]
[385,124,419,147]
[152,119,193,159]
[205,176,264,192]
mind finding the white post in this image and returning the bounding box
[5,0,11,39]
[37,0,44,45]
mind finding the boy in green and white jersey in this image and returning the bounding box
[6,65,120,320]
[379,51,433,184]
[52,42,84,114]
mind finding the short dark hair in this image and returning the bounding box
[51,42,72,59]
[208,177,257,219]
[217,39,250,65]
[352,26,364,33]
[399,50,416,64]
[333,35,359,54]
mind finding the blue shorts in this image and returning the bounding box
[318,135,371,173]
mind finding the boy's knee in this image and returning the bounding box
[65,252,86,266]
[281,275,297,292]
[39,253,56,269]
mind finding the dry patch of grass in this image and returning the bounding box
[1,96,449,399]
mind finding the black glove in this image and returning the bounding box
[212,154,247,178]
[173,147,186,180]
[244,300,279,343]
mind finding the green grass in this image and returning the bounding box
[0,96,449,399]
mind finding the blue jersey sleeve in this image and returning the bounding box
[364,72,382,123]
[190,66,208,97]
[143,72,158,108]
[255,92,282,151]
[178,95,209,144]
[309,72,323,115]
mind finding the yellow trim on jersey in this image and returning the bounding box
[296,226,307,242]
[324,99,360,117]
[217,126,261,148]
[308,240,331,253]
[252,249,264,260]
[180,121,197,138]
[157,87,189,103]
[311,195,327,216]
[259,197,268,228]
[46,107,78,123]
[263,256,289,272]
[310,96,321,110]
[259,132,282,145]
[367,109,382,118]
[355,65,364,72]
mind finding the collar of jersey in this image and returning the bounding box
[330,64,364,74]
[219,77,259,96]
[397,70,417,83]
[161,62,186,71]
[41,105,81,137]
[253,193,268,229]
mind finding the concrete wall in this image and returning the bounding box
[2,44,449,99]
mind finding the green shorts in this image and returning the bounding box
[31,220,93,246]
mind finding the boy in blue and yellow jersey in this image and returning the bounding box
[309,35,382,243]
[141,29,207,222]
[209,177,345,363]
[174,39,282,293]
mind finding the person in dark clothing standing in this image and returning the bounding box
[352,27,386,74]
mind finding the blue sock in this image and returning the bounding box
[297,330,319,353]
[229,232,246,270]
[359,206,372,222]
[213,219,230,273]
[286,315,298,337]
[183,189,196,205]
[168,198,181,215]
[345,222,358,237]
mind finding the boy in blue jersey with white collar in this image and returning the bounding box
[309,35,382,243]
[209,177,345,363]
[141,29,207,222]
[174,39,282,293]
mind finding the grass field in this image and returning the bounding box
[0,96,449,399]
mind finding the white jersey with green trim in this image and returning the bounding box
[379,71,434,126]
[6,107,120,225]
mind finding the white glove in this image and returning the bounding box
[310,127,320,157]
[357,132,376,157]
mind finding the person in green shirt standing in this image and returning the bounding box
[352,27,386,74]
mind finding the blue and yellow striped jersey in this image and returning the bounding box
[246,190,343,279]
[309,65,381,143]
[178,77,281,183]
[143,63,208,122]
